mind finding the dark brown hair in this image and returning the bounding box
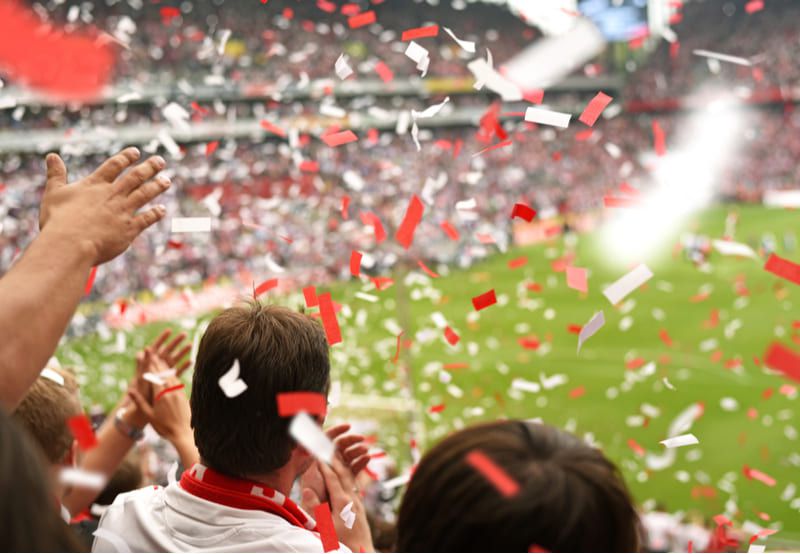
[0,409,83,552]
[95,451,143,506]
[191,302,330,477]
[397,420,640,552]
[13,367,82,464]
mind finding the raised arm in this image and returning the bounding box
[0,148,171,410]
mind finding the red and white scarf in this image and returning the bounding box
[179,463,317,532]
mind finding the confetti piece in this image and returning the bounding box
[340,501,356,530]
[205,141,219,156]
[348,10,376,29]
[60,467,107,491]
[660,433,699,448]
[303,286,319,308]
[443,26,476,53]
[0,2,114,101]
[428,403,445,414]
[465,450,520,497]
[401,25,439,41]
[417,260,439,278]
[171,217,211,234]
[444,326,460,346]
[713,239,757,258]
[404,41,430,76]
[341,196,350,220]
[745,0,764,13]
[508,256,528,269]
[566,266,588,293]
[67,414,98,450]
[396,195,424,250]
[361,212,387,243]
[524,107,571,128]
[518,337,540,350]
[41,368,65,386]
[374,61,394,83]
[84,266,98,296]
[652,120,666,156]
[764,253,800,285]
[154,383,185,402]
[218,360,248,398]
[511,203,536,222]
[290,412,334,464]
[749,529,777,545]
[659,329,673,348]
[467,58,522,101]
[392,332,404,363]
[603,264,653,305]
[440,221,460,241]
[627,438,645,456]
[334,53,353,80]
[277,392,327,418]
[472,140,513,158]
[578,92,613,126]
[260,119,287,137]
[472,289,497,311]
[318,292,342,346]
[350,251,362,278]
[763,342,800,382]
[322,130,358,147]
[577,311,604,352]
[693,49,752,66]
[255,278,278,297]
[743,465,776,487]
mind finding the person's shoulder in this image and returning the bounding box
[242,524,352,554]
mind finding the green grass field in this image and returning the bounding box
[61,204,800,538]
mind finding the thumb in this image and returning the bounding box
[301,487,321,514]
[45,153,67,189]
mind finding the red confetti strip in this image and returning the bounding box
[374,61,394,83]
[160,7,181,24]
[764,253,800,285]
[0,3,115,100]
[348,10,376,28]
[473,139,512,157]
[84,266,98,296]
[318,292,342,346]
[429,403,445,414]
[417,260,439,278]
[440,221,460,241]
[444,326,460,346]
[314,503,339,552]
[465,450,520,497]
[361,212,386,243]
[299,160,319,173]
[303,286,319,308]
[627,438,645,457]
[155,383,185,402]
[276,392,327,417]
[350,251,362,278]
[508,256,528,269]
[749,529,777,544]
[205,141,219,156]
[341,196,350,220]
[652,120,666,156]
[567,324,582,334]
[511,202,536,222]
[565,266,588,293]
[743,464,776,487]
[763,342,800,382]
[745,0,764,13]
[472,289,497,311]
[659,329,674,348]
[395,195,424,250]
[321,130,358,147]
[392,331,404,363]
[524,89,544,104]
[518,337,540,350]
[254,278,278,297]
[260,119,287,137]
[443,363,468,370]
[371,276,394,291]
[569,386,586,399]
[67,414,98,450]
[401,24,439,41]
[578,91,613,127]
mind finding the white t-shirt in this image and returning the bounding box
[92,483,351,553]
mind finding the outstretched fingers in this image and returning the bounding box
[93,147,141,183]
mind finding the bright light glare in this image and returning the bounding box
[599,100,747,266]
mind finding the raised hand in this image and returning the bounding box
[40,147,171,265]
[148,328,193,376]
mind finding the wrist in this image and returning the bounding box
[114,409,145,442]
[39,225,97,267]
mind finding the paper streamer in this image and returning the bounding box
[603,264,653,305]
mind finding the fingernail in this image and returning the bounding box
[127,147,141,158]
[158,175,171,186]
[153,156,166,169]
[156,204,167,213]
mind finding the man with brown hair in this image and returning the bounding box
[95,303,375,552]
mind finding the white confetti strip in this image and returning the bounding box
[466,57,522,101]
[712,239,757,258]
[289,412,334,464]
[443,26,476,53]
[218,359,248,398]
[511,378,541,394]
[578,311,605,352]
[603,264,654,305]
[524,107,572,128]
[660,433,699,448]
[40,368,65,386]
[335,54,354,80]
[404,41,430,77]
[340,501,356,529]
[171,217,212,234]
[59,468,107,491]
[162,102,190,131]
[693,49,752,66]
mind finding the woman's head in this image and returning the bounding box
[397,420,640,552]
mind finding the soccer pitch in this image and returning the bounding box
[61,204,800,535]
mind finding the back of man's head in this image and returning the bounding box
[13,367,82,465]
[191,302,330,478]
